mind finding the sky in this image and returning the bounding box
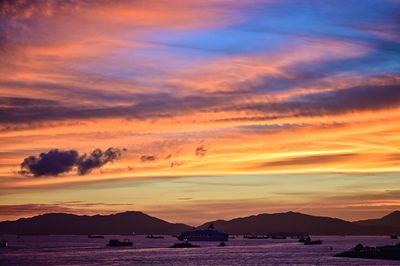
[0,0,400,226]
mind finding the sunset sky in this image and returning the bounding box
[1,0,400,225]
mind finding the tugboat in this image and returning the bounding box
[300,235,322,245]
[88,234,104,238]
[304,239,323,245]
[243,235,269,239]
[170,239,200,248]
[271,235,287,240]
[146,235,164,239]
[107,239,133,247]
[177,224,228,242]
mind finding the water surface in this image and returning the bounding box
[1,235,399,265]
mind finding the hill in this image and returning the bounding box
[0,211,191,235]
[355,211,400,227]
[199,211,394,235]
[1,210,399,235]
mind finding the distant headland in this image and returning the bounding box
[0,210,399,235]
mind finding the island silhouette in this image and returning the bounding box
[0,210,399,236]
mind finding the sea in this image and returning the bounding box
[1,235,399,265]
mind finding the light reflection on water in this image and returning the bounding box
[1,235,399,265]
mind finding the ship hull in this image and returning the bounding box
[177,235,228,241]
[177,230,228,241]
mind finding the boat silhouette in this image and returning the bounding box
[298,236,311,243]
[170,240,200,248]
[304,239,323,245]
[243,235,269,239]
[107,239,133,247]
[218,242,226,247]
[146,235,164,239]
[271,235,287,240]
[177,224,228,242]
[88,234,104,238]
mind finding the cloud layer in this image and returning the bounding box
[0,0,399,223]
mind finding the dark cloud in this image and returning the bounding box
[195,145,207,156]
[77,148,122,175]
[140,155,156,162]
[19,148,123,177]
[0,97,57,107]
[19,149,79,177]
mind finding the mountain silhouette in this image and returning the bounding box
[0,211,191,235]
[199,211,400,235]
[199,212,362,235]
[355,211,400,228]
[1,210,399,235]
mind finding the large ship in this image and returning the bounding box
[177,224,228,241]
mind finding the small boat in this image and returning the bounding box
[170,241,200,248]
[218,242,226,247]
[390,234,398,239]
[243,235,269,239]
[88,234,104,238]
[146,235,164,239]
[304,240,323,245]
[120,232,135,236]
[271,236,287,240]
[299,236,311,243]
[107,239,133,247]
[0,240,8,248]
